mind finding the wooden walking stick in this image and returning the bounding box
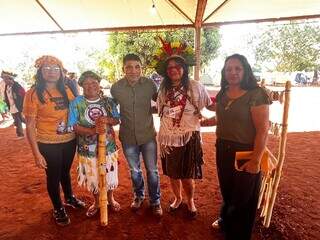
[97,121,108,226]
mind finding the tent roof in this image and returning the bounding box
[1,0,320,36]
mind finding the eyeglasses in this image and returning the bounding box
[42,66,60,72]
[167,65,182,72]
[82,81,100,87]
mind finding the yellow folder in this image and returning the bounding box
[235,150,277,174]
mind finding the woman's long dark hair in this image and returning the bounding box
[160,55,190,93]
[33,68,69,105]
[220,54,258,93]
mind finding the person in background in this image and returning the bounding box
[111,53,162,217]
[0,98,8,123]
[23,55,85,226]
[0,77,9,122]
[68,70,120,217]
[212,54,271,240]
[1,71,25,138]
[65,71,80,96]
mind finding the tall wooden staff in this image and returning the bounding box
[97,123,108,226]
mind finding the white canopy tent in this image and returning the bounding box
[0,0,319,35]
[1,0,319,79]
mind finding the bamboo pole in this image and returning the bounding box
[264,81,291,227]
[194,26,201,81]
[257,175,268,209]
[265,147,278,166]
[98,133,108,226]
[262,179,273,221]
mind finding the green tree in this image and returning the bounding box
[13,52,35,88]
[98,28,221,82]
[254,22,320,72]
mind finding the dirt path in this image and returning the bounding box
[0,126,319,240]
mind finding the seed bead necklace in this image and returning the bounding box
[165,85,188,127]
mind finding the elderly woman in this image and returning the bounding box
[68,71,120,217]
[212,54,271,240]
[23,55,85,226]
[157,55,214,218]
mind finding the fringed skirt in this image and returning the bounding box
[77,150,119,193]
[160,131,203,179]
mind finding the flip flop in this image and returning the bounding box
[168,202,182,213]
[109,201,121,212]
[86,204,99,217]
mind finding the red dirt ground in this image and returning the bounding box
[0,126,319,240]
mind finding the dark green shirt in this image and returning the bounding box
[216,87,271,144]
[111,77,157,145]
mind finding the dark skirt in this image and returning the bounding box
[161,131,203,179]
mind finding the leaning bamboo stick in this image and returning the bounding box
[258,147,278,210]
[261,182,269,217]
[258,175,268,209]
[265,147,278,166]
[264,81,291,227]
[98,132,108,226]
[262,178,273,222]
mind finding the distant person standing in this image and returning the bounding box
[65,71,80,96]
[0,77,5,99]
[0,78,9,122]
[111,53,162,217]
[1,71,25,138]
[312,69,318,85]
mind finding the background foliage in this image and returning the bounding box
[98,28,221,82]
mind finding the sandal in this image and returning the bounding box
[109,201,121,212]
[86,204,99,217]
[168,202,182,213]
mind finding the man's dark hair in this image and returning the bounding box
[123,53,142,65]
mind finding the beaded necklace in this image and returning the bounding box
[165,85,187,127]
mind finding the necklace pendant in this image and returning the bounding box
[224,100,234,110]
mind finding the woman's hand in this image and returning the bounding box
[200,117,217,127]
[240,159,260,174]
[34,152,47,169]
[25,116,47,169]
[73,124,96,136]
[95,116,109,134]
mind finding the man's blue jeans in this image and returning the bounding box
[122,139,161,206]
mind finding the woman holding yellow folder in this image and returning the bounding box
[212,54,271,240]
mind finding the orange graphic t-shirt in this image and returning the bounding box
[23,87,75,144]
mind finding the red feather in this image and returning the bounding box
[158,36,173,56]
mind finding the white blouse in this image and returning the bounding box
[157,80,212,147]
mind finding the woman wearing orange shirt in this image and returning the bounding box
[23,55,85,226]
